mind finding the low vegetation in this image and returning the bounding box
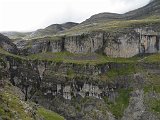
[144,73,160,115]
[143,53,160,63]
[106,63,136,78]
[27,52,138,65]
[0,80,64,120]
[63,16,160,35]
[37,107,64,120]
[0,81,34,120]
[0,48,24,60]
[29,35,63,42]
[103,88,132,119]
[149,99,160,113]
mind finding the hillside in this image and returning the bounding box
[0,0,160,120]
[82,0,160,24]
[2,0,160,39]
[0,37,160,120]
[1,32,31,40]
[0,79,64,120]
[25,22,78,39]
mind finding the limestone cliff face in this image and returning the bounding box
[137,28,160,53]
[1,54,160,120]
[104,28,160,57]
[20,27,160,58]
[104,30,140,58]
[7,58,127,100]
[1,55,133,119]
[19,32,104,55]
[64,32,104,53]
[19,37,63,55]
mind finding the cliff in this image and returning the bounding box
[16,27,160,58]
[9,0,160,58]
[0,0,160,120]
[0,48,160,120]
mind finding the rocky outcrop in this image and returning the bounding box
[122,89,146,120]
[7,58,129,100]
[63,28,159,58]
[19,32,104,55]
[17,27,160,58]
[0,54,134,119]
[18,37,64,55]
[137,28,160,53]
[64,32,104,53]
[1,53,160,119]
[104,30,140,58]
[104,28,160,57]
[0,34,18,54]
[1,1,160,119]
[122,89,159,120]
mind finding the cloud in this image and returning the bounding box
[0,0,150,32]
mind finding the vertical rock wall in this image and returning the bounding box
[64,32,104,53]
[104,28,160,58]
[104,31,140,58]
[26,39,63,54]
[137,28,160,54]
[17,28,160,57]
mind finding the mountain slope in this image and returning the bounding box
[0,79,65,120]
[1,32,31,40]
[82,0,160,24]
[123,0,160,19]
[0,1,160,120]
[2,0,160,39]
[29,22,78,38]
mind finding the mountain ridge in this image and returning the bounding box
[27,22,79,38]
[0,1,160,120]
[82,0,160,24]
[2,0,160,39]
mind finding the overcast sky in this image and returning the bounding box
[0,0,150,32]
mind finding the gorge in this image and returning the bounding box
[0,0,160,120]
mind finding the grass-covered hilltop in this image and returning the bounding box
[0,0,160,120]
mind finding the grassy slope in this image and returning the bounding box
[1,49,160,119]
[0,14,160,120]
[26,52,137,65]
[0,80,64,120]
[144,73,160,115]
[62,16,160,35]
[0,47,24,60]
[37,107,64,120]
[143,53,160,63]
[140,54,160,116]
[26,52,160,66]
[21,15,160,64]
[0,82,33,120]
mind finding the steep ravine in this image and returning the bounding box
[0,2,160,118]
[0,52,160,120]
[0,55,65,120]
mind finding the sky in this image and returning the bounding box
[0,0,150,32]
